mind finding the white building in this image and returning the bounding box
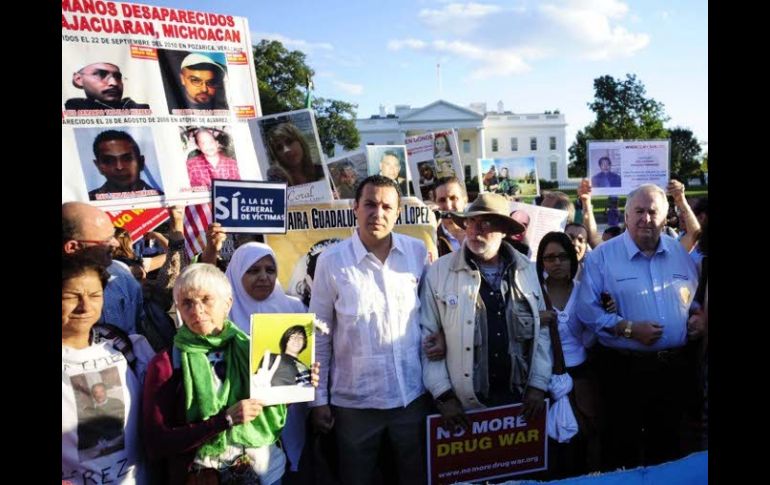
[351,99,569,183]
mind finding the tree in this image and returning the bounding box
[252,40,313,114]
[669,127,702,181]
[569,74,669,176]
[312,98,361,156]
[252,40,360,156]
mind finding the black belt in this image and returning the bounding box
[604,345,686,364]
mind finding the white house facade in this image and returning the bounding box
[350,99,569,183]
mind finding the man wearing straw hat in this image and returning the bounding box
[421,192,553,429]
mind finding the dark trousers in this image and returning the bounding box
[595,344,690,470]
[547,359,604,479]
[333,394,431,485]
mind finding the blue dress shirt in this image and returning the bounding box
[576,231,698,351]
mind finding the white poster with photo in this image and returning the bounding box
[404,130,464,202]
[250,314,316,406]
[62,1,263,211]
[509,201,569,262]
[477,157,540,196]
[365,145,412,197]
[325,150,368,200]
[248,109,334,206]
[587,140,670,196]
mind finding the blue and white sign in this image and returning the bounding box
[212,180,288,233]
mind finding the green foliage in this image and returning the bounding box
[669,127,702,180]
[252,40,313,115]
[252,39,360,157]
[569,74,670,176]
[312,98,361,157]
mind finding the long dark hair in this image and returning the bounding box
[266,122,316,184]
[279,325,308,354]
[536,231,578,285]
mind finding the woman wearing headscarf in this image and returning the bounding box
[142,264,294,485]
[225,242,306,333]
[225,242,311,479]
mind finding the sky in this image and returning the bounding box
[143,0,708,152]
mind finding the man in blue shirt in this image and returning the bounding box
[576,184,704,469]
[591,156,621,187]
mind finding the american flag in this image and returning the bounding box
[183,203,212,258]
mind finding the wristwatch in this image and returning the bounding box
[623,321,633,339]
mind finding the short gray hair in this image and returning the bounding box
[624,183,669,214]
[173,263,232,305]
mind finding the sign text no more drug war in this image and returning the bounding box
[427,402,547,485]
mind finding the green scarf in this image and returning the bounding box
[174,320,286,457]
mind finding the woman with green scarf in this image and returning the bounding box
[142,263,291,485]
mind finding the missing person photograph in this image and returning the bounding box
[157,49,229,114]
[250,313,317,405]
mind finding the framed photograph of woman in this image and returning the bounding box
[250,313,316,405]
[249,109,333,205]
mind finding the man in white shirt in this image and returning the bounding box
[310,175,430,485]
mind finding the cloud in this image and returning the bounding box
[389,38,542,79]
[388,38,428,51]
[333,80,364,96]
[389,0,649,78]
[252,32,333,54]
[418,2,503,36]
[540,1,649,59]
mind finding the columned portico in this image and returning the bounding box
[352,99,569,183]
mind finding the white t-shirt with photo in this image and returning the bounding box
[62,334,154,485]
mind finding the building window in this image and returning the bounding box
[550,161,557,180]
[549,136,556,150]
[510,137,518,151]
[530,137,537,151]
[463,139,471,154]
[492,138,499,152]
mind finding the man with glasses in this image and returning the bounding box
[421,192,552,433]
[65,62,150,111]
[88,130,164,200]
[62,202,145,335]
[172,52,228,112]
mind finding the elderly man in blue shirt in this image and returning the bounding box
[576,183,705,470]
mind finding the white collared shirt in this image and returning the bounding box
[310,230,428,409]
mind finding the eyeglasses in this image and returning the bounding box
[76,237,116,247]
[185,75,222,89]
[542,253,570,263]
[81,69,123,82]
[465,217,498,233]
